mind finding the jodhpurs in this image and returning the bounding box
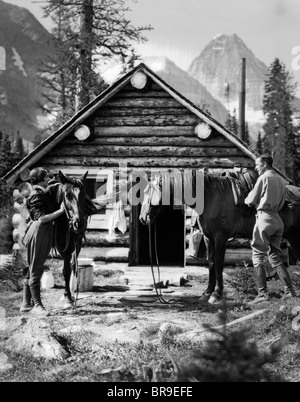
[251,211,283,268]
[23,220,54,287]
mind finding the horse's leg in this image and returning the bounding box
[199,237,216,301]
[62,253,74,308]
[208,235,227,305]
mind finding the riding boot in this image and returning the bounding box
[30,283,50,316]
[248,264,269,305]
[275,264,296,300]
[20,279,33,313]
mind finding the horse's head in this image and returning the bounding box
[139,176,162,225]
[58,170,88,234]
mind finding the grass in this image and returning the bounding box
[1,264,300,382]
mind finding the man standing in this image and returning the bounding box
[245,154,296,305]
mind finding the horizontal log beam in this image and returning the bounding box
[40,156,255,168]
[39,166,236,178]
[95,106,192,116]
[104,98,184,108]
[93,114,200,126]
[63,135,232,148]
[113,90,173,99]
[93,126,196,137]
[51,145,245,158]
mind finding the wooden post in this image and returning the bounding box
[78,265,94,292]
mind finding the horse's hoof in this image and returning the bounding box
[61,296,74,310]
[199,293,211,302]
[208,294,221,305]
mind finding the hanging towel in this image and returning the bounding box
[109,200,127,235]
[183,169,204,215]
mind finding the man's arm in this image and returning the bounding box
[244,177,263,207]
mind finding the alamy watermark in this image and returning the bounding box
[292,46,300,71]
[93,162,203,211]
[0,46,6,71]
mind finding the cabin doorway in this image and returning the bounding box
[129,204,185,267]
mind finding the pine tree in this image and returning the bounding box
[0,134,15,253]
[225,109,239,135]
[33,133,43,149]
[14,131,25,162]
[0,134,15,178]
[244,122,250,145]
[256,131,263,154]
[39,0,152,128]
[262,58,298,180]
[197,99,211,116]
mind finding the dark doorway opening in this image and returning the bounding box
[129,205,185,267]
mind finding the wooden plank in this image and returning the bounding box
[93,114,200,126]
[104,98,184,108]
[113,90,174,99]
[95,106,190,116]
[50,145,246,158]
[39,165,250,178]
[93,126,196,137]
[63,135,233,148]
[79,247,129,262]
[41,156,255,168]
[85,231,129,247]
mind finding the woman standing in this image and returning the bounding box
[20,167,65,316]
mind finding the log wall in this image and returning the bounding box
[35,78,255,267]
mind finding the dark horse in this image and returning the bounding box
[139,170,300,304]
[49,170,96,308]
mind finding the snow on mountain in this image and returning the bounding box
[0,0,52,144]
[142,56,228,123]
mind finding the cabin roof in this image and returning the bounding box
[3,62,269,184]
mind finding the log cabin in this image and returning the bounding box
[4,62,273,269]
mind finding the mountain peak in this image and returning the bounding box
[187,34,268,111]
[142,56,228,123]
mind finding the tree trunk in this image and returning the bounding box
[79,0,94,108]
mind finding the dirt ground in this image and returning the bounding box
[1,260,300,382]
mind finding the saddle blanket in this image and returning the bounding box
[285,184,300,205]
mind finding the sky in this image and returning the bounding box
[4,0,300,96]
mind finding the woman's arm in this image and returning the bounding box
[38,204,65,224]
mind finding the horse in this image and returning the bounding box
[48,170,96,308]
[139,170,300,304]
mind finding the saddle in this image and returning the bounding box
[222,170,256,206]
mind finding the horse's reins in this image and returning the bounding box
[62,194,80,310]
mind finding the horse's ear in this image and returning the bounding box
[58,170,69,184]
[79,171,88,184]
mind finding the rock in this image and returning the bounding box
[58,325,84,335]
[0,352,13,371]
[106,312,126,323]
[3,318,69,361]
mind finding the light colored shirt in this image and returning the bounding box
[244,170,286,213]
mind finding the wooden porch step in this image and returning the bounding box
[78,246,252,266]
